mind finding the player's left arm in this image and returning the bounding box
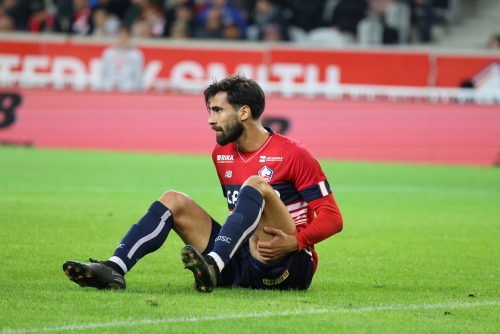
[257,142,342,259]
[295,193,343,252]
[284,142,343,250]
[258,191,343,259]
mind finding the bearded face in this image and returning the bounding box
[208,92,246,146]
[214,112,244,146]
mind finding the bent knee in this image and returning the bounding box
[243,175,267,188]
[242,176,274,195]
[158,190,192,211]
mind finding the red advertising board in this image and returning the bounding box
[1,90,499,166]
[435,54,500,87]
[269,48,430,86]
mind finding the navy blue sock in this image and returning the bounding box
[208,186,264,271]
[108,201,174,274]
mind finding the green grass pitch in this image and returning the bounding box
[1,147,499,333]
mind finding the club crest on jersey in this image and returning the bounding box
[217,155,234,163]
[258,165,274,182]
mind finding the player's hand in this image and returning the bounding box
[257,227,298,262]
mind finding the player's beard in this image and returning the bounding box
[216,119,244,146]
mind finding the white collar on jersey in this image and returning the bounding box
[236,130,273,163]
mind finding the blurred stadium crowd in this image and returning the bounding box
[0,0,458,44]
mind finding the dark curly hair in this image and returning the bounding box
[204,75,266,119]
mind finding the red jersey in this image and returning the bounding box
[212,128,343,271]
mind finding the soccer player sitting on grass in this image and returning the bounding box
[63,75,343,292]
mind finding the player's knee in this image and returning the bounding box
[242,176,273,196]
[158,190,191,212]
[243,175,265,188]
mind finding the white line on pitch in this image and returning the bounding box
[2,300,499,333]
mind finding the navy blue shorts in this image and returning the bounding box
[202,218,314,290]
